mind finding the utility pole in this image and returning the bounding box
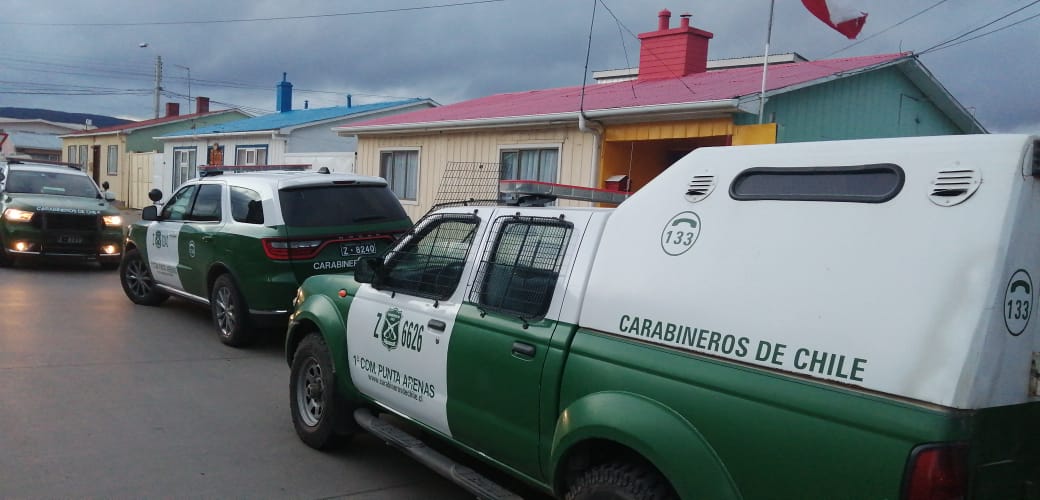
[153,55,163,119]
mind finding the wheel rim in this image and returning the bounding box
[295,356,325,427]
[124,258,155,298]
[214,286,236,337]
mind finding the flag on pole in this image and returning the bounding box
[801,0,868,39]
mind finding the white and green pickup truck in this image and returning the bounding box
[286,134,1040,499]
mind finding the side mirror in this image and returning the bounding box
[141,205,160,221]
[354,257,384,285]
[148,189,163,203]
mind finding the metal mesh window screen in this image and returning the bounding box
[429,162,503,213]
[381,213,480,300]
[470,216,572,320]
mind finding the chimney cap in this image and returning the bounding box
[657,9,672,30]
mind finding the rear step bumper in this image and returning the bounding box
[354,408,522,500]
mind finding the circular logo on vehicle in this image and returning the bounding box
[188,240,196,259]
[1004,269,1032,336]
[661,211,701,256]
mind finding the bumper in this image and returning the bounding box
[2,226,123,261]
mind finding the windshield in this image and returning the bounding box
[279,185,408,227]
[4,170,100,198]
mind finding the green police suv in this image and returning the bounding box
[120,168,412,347]
[0,158,123,268]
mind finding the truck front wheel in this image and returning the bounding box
[566,462,677,500]
[290,333,351,449]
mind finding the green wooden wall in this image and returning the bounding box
[125,111,251,153]
[735,67,963,143]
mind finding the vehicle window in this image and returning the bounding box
[188,184,223,222]
[4,170,100,198]
[230,186,264,224]
[380,213,479,300]
[279,185,408,227]
[470,216,572,319]
[161,185,198,221]
[730,164,904,203]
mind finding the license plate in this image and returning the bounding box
[58,234,83,244]
[341,243,377,257]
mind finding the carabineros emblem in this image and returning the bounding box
[380,307,402,350]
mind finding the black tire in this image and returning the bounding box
[566,462,677,500]
[0,238,12,268]
[119,248,168,305]
[211,273,254,347]
[290,333,352,449]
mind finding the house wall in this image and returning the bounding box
[287,125,357,153]
[61,134,124,193]
[355,125,597,220]
[740,67,962,142]
[158,133,287,196]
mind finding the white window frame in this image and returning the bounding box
[379,148,420,205]
[497,143,562,183]
[106,145,118,175]
[234,145,269,166]
[67,146,77,164]
[173,147,198,189]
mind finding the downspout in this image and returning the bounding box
[578,112,604,189]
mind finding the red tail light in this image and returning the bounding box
[904,443,968,500]
[262,238,323,260]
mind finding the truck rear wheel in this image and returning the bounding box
[211,274,253,347]
[290,333,351,449]
[566,462,676,500]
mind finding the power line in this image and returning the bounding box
[922,9,1040,54]
[919,0,1040,54]
[826,0,951,57]
[0,0,505,27]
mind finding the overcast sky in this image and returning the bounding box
[1,0,1037,132]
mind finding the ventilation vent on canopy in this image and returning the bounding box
[929,169,981,206]
[685,174,716,203]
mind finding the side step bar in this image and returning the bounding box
[354,408,523,500]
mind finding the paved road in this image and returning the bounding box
[0,261,540,499]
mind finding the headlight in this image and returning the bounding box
[3,208,34,222]
[102,215,123,227]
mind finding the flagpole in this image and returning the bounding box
[758,0,776,124]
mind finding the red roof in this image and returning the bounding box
[348,53,908,128]
[65,109,240,136]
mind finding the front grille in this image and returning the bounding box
[29,213,103,255]
[32,213,102,230]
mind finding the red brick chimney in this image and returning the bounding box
[196,96,210,114]
[637,9,714,81]
[165,102,180,117]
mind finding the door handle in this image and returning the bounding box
[427,319,446,331]
[511,341,535,359]
[201,235,213,242]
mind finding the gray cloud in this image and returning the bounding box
[1,0,1036,132]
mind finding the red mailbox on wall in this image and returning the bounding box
[605,174,631,192]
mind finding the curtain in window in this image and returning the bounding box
[381,151,418,200]
[107,145,118,175]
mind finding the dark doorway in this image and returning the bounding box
[91,146,101,186]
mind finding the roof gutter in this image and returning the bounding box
[154,130,279,141]
[334,99,741,136]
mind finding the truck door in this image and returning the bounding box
[146,184,197,291]
[346,212,483,436]
[445,210,586,478]
[176,183,225,298]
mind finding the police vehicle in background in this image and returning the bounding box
[0,157,123,269]
[119,165,412,347]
